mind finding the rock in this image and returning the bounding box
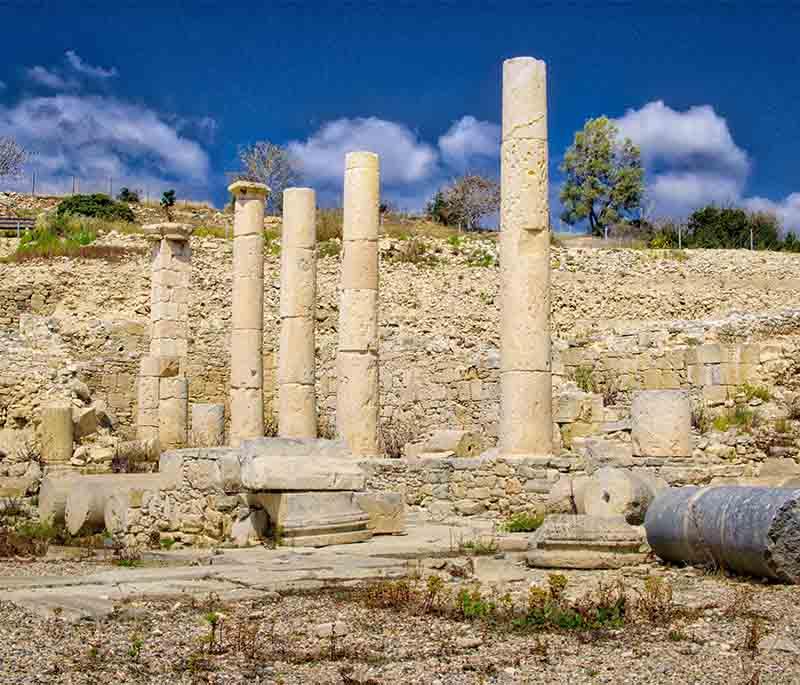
[546,475,590,514]
[631,390,691,457]
[470,557,526,583]
[241,452,365,492]
[582,467,664,525]
[315,621,348,638]
[355,492,406,534]
[70,379,91,403]
[526,514,649,569]
[420,430,483,458]
[456,636,483,649]
[230,510,268,546]
[758,635,800,654]
[72,406,98,439]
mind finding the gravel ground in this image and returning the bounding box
[1,563,799,685]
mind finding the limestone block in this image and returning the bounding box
[137,376,160,411]
[279,247,316,318]
[499,370,552,457]
[159,377,188,401]
[343,152,379,242]
[141,222,193,242]
[252,490,372,547]
[231,276,264,330]
[230,330,264,389]
[150,338,187,358]
[420,430,483,458]
[40,405,74,465]
[703,385,728,406]
[241,453,366,491]
[526,514,649,569]
[355,492,405,534]
[185,459,222,491]
[282,188,316,248]
[686,344,723,365]
[114,439,159,463]
[232,233,264,280]
[190,403,225,447]
[546,475,590,514]
[240,437,351,459]
[0,476,38,497]
[159,395,188,450]
[152,320,188,341]
[338,289,378,352]
[230,388,264,445]
[277,318,315,385]
[631,390,691,457]
[72,406,98,439]
[229,181,269,237]
[502,56,547,142]
[340,239,378,290]
[230,509,268,546]
[278,383,316,439]
[336,351,379,456]
[583,467,664,525]
[140,355,180,378]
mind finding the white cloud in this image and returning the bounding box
[744,193,800,234]
[613,100,750,216]
[0,94,210,195]
[287,117,438,186]
[438,116,500,170]
[65,50,118,79]
[0,81,6,90]
[26,66,77,91]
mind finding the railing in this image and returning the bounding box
[0,217,36,238]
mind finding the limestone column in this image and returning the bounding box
[228,181,269,446]
[278,188,317,438]
[499,57,552,457]
[337,152,380,456]
[40,404,74,467]
[191,403,225,447]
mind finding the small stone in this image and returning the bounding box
[456,636,483,649]
[315,621,348,638]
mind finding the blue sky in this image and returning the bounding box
[1,1,799,230]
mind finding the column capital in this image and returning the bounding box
[228,180,270,197]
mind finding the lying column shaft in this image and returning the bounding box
[278,188,317,438]
[337,152,380,457]
[499,56,552,457]
[228,181,269,446]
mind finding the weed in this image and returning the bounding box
[318,239,341,259]
[741,617,764,654]
[635,576,674,624]
[203,611,224,653]
[459,536,499,556]
[379,416,417,458]
[741,383,771,402]
[193,225,230,239]
[571,365,598,394]
[160,536,176,550]
[713,406,760,433]
[317,208,343,242]
[668,627,688,641]
[692,405,712,433]
[502,511,545,533]
[774,418,790,434]
[388,237,438,266]
[457,585,496,620]
[128,633,144,661]
[113,546,143,568]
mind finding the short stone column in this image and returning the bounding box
[159,377,188,450]
[143,223,192,358]
[40,404,74,467]
[191,403,225,447]
[228,181,269,446]
[337,151,380,456]
[631,390,691,457]
[499,57,552,458]
[278,188,317,438]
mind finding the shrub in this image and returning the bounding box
[56,193,135,222]
[389,237,438,266]
[161,189,176,221]
[317,239,341,259]
[741,383,771,402]
[502,511,545,533]
[117,187,140,203]
[572,365,598,393]
[317,208,343,242]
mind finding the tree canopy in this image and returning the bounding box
[236,142,300,214]
[559,117,644,238]
[427,174,500,230]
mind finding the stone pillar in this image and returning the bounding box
[278,188,317,438]
[337,152,380,456]
[191,403,225,447]
[499,57,552,458]
[40,405,74,467]
[228,181,269,446]
[145,223,192,358]
[159,377,188,450]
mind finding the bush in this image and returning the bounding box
[56,194,135,222]
[502,511,545,533]
[317,208,343,242]
[117,187,140,203]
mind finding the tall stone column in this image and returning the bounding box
[499,57,552,457]
[228,181,269,447]
[278,188,317,438]
[337,151,380,456]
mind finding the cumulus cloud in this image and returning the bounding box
[26,65,77,91]
[65,50,118,79]
[288,117,438,186]
[0,95,210,194]
[614,100,749,216]
[744,194,800,234]
[438,116,500,170]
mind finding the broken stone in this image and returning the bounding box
[72,406,98,439]
[355,492,405,535]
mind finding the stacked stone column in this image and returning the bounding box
[337,152,380,457]
[278,188,317,438]
[228,181,269,447]
[499,57,552,457]
[136,224,192,449]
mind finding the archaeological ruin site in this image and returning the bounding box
[1,56,799,684]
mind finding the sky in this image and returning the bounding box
[1,1,799,232]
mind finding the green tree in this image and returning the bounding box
[559,117,644,238]
[161,189,176,221]
[56,193,135,222]
[686,206,780,250]
[117,187,140,203]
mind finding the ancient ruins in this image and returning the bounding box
[0,57,798,633]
